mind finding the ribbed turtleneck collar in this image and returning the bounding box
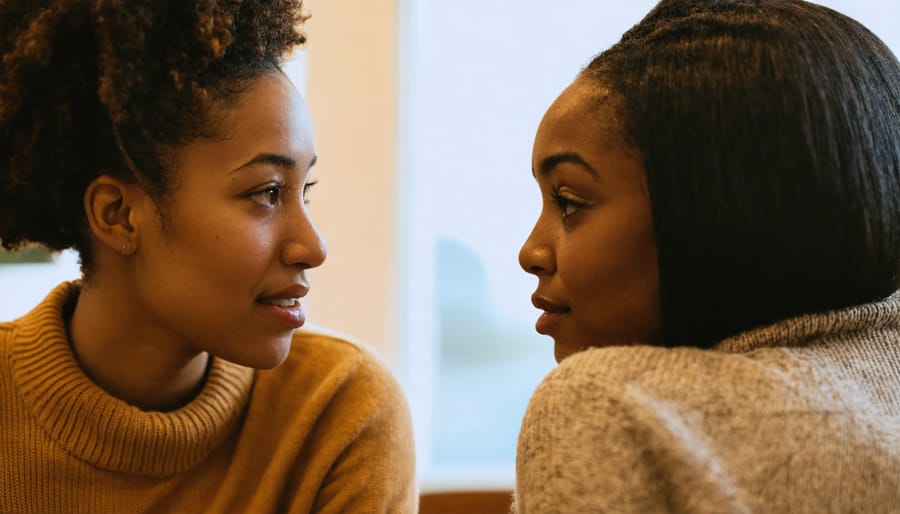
[10,281,255,477]
[714,290,900,353]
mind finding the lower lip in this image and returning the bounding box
[257,302,306,328]
[535,311,565,335]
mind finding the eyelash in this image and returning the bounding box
[551,189,585,220]
[303,180,318,205]
[249,182,285,207]
[249,180,318,208]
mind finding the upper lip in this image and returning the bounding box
[259,283,309,301]
[531,294,570,314]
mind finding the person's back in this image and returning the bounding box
[517,295,900,512]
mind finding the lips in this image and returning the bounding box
[257,283,309,304]
[531,294,569,314]
[531,294,570,335]
[257,283,309,328]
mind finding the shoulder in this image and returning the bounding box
[520,345,708,439]
[287,324,401,388]
[0,319,12,361]
[254,327,417,512]
[520,346,681,445]
[242,325,416,510]
[0,320,12,339]
[289,323,395,371]
[516,345,808,512]
[518,342,844,474]
[253,324,408,418]
[527,345,725,408]
[529,343,822,413]
[519,343,829,458]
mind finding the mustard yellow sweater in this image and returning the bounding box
[0,282,417,513]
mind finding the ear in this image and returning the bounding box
[83,175,147,256]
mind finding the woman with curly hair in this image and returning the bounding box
[516,0,900,512]
[0,1,416,512]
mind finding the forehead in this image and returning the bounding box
[535,78,628,155]
[172,73,314,178]
[218,72,312,146]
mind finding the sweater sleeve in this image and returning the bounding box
[514,347,747,514]
[300,351,418,514]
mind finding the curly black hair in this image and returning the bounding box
[0,0,308,270]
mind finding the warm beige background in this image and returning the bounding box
[299,0,406,368]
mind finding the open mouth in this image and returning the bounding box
[258,297,300,308]
[256,296,305,328]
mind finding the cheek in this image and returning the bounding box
[562,215,653,286]
[155,207,275,284]
[562,210,661,340]
[193,228,275,281]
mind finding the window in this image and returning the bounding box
[404,1,659,487]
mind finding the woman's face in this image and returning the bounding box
[519,78,661,362]
[129,72,326,369]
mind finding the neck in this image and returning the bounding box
[68,281,210,412]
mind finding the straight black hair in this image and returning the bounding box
[583,0,900,348]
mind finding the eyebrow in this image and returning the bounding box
[229,153,317,175]
[533,151,599,179]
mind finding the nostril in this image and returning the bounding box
[520,243,553,275]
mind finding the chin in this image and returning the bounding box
[255,340,294,369]
[553,339,591,364]
[219,334,293,369]
[245,352,290,370]
[553,343,573,364]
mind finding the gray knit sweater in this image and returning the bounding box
[514,293,900,513]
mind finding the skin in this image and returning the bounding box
[69,72,326,411]
[519,77,662,363]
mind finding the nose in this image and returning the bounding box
[282,206,327,269]
[519,221,555,276]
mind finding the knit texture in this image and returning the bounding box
[514,293,900,513]
[0,282,417,513]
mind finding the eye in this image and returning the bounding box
[249,182,284,208]
[551,189,586,220]
[303,179,318,205]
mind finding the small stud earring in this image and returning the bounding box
[120,242,129,256]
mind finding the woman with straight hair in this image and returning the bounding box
[516,0,900,512]
[0,2,416,512]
